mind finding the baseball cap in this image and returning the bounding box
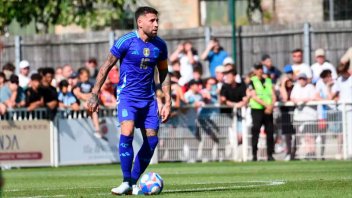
[283,64,293,73]
[19,60,30,69]
[297,73,308,79]
[69,72,78,79]
[315,48,325,57]
[215,65,225,73]
[223,57,234,65]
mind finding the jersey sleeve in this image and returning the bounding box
[110,37,130,59]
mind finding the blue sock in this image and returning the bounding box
[119,134,134,183]
[131,136,159,183]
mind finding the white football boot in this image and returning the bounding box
[111,182,132,195]
[132,184,144,195]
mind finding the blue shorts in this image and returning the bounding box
[117,99,160,130]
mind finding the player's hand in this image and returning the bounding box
[160,103,171,123]
[87,93,99,113]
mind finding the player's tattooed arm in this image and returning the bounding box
[88,53,118,112]
[157,60,171,122]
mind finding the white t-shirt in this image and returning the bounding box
[291,83,318,121]
[18,74,30,89]
[292,63,312,79]
[178,53,199,86]
[311,62,337,83]
[332,76,352,104]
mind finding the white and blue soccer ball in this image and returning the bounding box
[139,172,164,195]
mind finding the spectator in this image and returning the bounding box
[170,41,200,86]
[18,60,31,89]
[291,49,312,81]
[261,54,281,84]
[220,69,247,142]
[247,63,276,161]
[99,78,116,108]
[201,77,219,105]
[0,72,9,115]
[68,72,79,92]
[108,65,119,91]
[220,69,247,110]
[73,67,101,137]
[184,79,204,108]
[170,73,184,108]
[223,57,242,84]
[2,62,15,80]
[283,64,294,81]
[214,65,225,90]
[340,47,352,74]
[9,75,25,108]
[279,75,296,161]
[26,73,44,111]
[332,63,352,158]
[311,49,337,84]
[170,60,180,74]
[85,57,99,84]
[41,68,58,111]
[290,73,318,159]
[62,64,74,80]
[58,80,79,111]
[52,66,65,88]
[201,38,228,77]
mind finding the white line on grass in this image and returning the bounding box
[6,180,286,197]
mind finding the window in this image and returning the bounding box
[323,0,352,21]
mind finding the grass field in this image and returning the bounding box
[1,161,352,197]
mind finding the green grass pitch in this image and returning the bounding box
[2,161,352,197]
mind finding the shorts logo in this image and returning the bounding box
[122,109,128,117]
[143,48,150,57]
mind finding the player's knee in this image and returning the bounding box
[145,129,158,137]
[121,120,135,136]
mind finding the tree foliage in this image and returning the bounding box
[0,0,128,34]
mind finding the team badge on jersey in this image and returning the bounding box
[143,48,150,57]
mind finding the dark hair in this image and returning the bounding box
[87,57,97,65]
[206,77,218,84]
[320,69,332,78]
[292,48,303,54]
[0,72,5,80]
[261,54,271,61]
[135,6,158,22]
[224,68,237,76]
[59,79,69,89]
[78,67,90,76]
[2,62,15,72]
[9,74,19,84]
[37,67,45,75]
[31,73,42,81]
[42,67,55,76]
[337,61,349,75]
[211,37,219,42]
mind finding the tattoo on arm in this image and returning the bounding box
[91,53,118,94]
[159,69,171,105]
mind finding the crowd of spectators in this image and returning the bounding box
[0,38,351,156]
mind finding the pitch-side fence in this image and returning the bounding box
[0,101,351,167]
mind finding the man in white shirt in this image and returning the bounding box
[332,64,352,158]
[18,60,31,89]
[311,49,337,84]
[291,49,312,81]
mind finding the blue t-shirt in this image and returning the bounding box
[207,50,228,77]
[58,92,77,106]
[110,31,168,101]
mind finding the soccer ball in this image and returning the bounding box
[139,172,164,195]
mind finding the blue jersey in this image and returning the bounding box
[110,31,168,101]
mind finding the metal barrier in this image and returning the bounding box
[1,102,351,167]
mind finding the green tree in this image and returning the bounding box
[0,0,128,34]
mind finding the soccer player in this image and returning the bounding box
[87,6,171,195]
